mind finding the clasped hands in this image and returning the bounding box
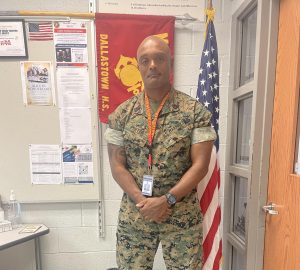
[136,196,172,223]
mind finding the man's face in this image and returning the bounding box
[137,39,171,91]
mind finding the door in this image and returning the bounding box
[263,0,300,269]
[223,0,279,269]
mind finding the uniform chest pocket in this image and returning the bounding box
[163,131,191,150]
[123,129,148,148]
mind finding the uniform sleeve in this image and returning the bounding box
[104,127,124,146]
[192,102,217,144]
[108,107,124,131]
[105,104,126,146]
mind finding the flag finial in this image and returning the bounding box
[204,8,215,38]
[205,7,215,22]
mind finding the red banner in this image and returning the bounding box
[95,13,175,123]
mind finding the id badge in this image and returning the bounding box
[142,175,154,196]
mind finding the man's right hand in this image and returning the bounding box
[136,196,172,223]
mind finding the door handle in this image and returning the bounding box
[262,202,278,215]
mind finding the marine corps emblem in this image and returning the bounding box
[114,55,144,95]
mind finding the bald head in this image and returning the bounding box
[137,36,171,64]
[136,35,172,94]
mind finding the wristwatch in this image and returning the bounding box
[165,192,177,207]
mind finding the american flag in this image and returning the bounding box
[28,22,53,41]
[196,10,222,270]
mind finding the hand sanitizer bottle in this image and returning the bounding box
[7,190,21,228]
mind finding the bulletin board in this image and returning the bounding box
[0,18,101,203]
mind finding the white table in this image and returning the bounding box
[0,224,49,270]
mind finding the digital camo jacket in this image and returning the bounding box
[108,89,216,232]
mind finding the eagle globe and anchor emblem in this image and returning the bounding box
[114,55,144,95]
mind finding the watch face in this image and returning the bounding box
[167,193,176,205]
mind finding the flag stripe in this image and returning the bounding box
[202,178,219,235]
[200,162,220,215]
[198,146,217,199]
[202,225,222,270]
[203,206,221,263]
[213,240,223,270]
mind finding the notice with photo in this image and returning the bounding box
[53,21,88,66]
[62,144,94,184]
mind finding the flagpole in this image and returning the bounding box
[207,0,213,10]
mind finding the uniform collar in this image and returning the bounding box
[132,88,180,117]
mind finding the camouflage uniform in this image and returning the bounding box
[107,89,216,270]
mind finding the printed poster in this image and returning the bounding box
[59,108,92,144]
[53,21,88,66]
[0,20,27,57]
[56,66,90,108]
[62,144,94,184]
[29,144,62,185]
[20,61,56,106]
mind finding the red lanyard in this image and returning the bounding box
[144,92,170,171]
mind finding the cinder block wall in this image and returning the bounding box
[0,1,231,269]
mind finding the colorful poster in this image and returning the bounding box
[53,21,88,66]
[95,13,175,123]
[62,144,94,184]
[20,61,56,106]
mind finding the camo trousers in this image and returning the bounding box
[116,220,203,270]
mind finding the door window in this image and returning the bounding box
[240,8,257,86]
[233,176,248,240]
[236,96,253,165]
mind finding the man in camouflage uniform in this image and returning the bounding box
[105,36,216,269]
